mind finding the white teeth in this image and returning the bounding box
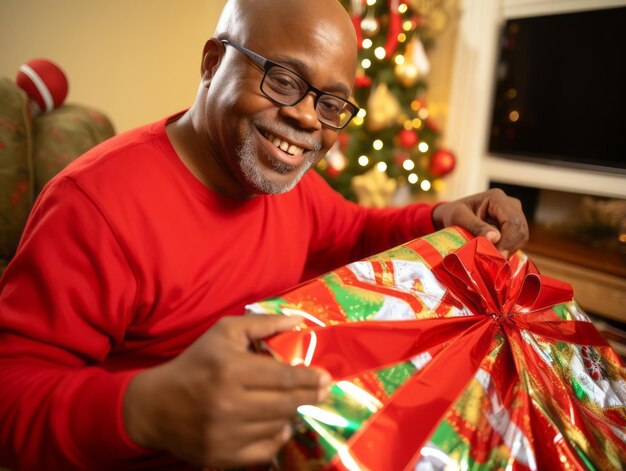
[263,131,304,156]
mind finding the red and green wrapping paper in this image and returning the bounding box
[246,227,626,470]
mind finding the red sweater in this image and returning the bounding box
[0,115,436,470]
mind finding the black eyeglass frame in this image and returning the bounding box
[221,39,359,130]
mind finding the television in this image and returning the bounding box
[487,6,626,174]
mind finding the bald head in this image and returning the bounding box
[214,0,357,65]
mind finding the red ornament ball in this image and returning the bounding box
[337,131,351,151]
[397,129,419,149]
[429,149,456,177]
[354,74,372,88]
[16,58,69,114]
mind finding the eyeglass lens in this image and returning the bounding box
[262,66,353,128]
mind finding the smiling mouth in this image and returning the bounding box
[261,131,305,156]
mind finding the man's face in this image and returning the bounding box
[203,12,357,195]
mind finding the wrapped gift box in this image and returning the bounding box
[247,227,626,470]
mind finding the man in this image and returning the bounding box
[0,0,527,469]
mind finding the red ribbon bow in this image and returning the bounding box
[265,237,609,470]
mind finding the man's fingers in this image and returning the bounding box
[238,353,331,391]
[213,314,303,349]
[228,387,330,422]
[450,205,502,245]
[494,216,528,256]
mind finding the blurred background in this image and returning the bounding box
[1,0,624,356]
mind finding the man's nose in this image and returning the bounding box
[278,93,322,131]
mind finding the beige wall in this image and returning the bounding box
[0,0,227,132]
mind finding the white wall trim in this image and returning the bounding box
[442,0,502,200]
[503,0,626,19]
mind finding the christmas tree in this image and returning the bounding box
[316,0,456,206]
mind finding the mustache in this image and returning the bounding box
[253,119,322,151]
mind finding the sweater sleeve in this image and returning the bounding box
[302,171,438,278]
[0,177,149,470]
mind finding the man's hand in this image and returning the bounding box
[123,315,330,467]
[432,188,529,258]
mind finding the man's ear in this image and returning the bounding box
[200,38,224,88]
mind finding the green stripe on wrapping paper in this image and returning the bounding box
[322,272,384,322]
[421,227,469,256]
[551,345,590,403]
[552,303,571,320]
[571,377,589,402]
[295,381,379,461]
[371,245,429,265]
[428,420,514,470]
[255,297,288,315]
[376,362,418,396]
[573,442,599,471]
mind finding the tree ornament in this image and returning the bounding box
[410,0,449,35]
[384,0,403,56]
[325,143,348,175]
[409,36,431,76]
[354,68,373,88]
[394,152,410,167]
[16,58,69,116]
[429,148,456,177]
[337,132,351,152]
[350,0,365,47]
[394,61,420,87]
[366,83,401,132]
[397,128,419,149]
[351,167,398,208]
[360,11,380,37]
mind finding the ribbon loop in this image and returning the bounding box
[434,238,573,318]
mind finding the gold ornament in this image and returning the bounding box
[325,143,347,171]
[360,11,380,37]
[366,83,401,132]
[394,61,419,87]
[394,39,420,87]
[410,0,450,36]
[352,167,398,208]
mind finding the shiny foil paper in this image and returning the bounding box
[247,227,626,470]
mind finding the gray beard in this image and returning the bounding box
[237,132,320,194]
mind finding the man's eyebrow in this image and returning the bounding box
[272,54,351,98]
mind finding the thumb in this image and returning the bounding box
[239,314,304,342]
[459,212,502,246]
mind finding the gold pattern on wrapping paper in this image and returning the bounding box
[379,245,427,265]
[352,374,388,403]
[513,335,619,470]
[422,228,468,259]
[453,379,482,427]
[381,266,394,287]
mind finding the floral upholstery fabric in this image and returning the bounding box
[0,78,115,273]
[33,105,114,193]
[0,77,34,269]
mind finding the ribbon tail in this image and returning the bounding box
[513,317,609,347]
[330,319,496,471]
[265,316,480,380]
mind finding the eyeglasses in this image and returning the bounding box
[221,40,359,130]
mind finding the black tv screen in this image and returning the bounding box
[488,7,626,173]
